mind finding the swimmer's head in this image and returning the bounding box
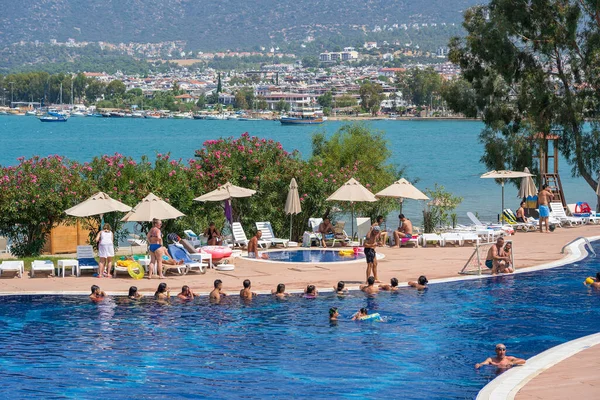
[181,285,190,294]
[418,275,428,286]
[495,343,506,352]
[337,281,345,291]
[214,279,222,289]
[359,308,368,315]
[391,278,398,287]
[329,307,338,317]
[596,272,600,281]
[156,282,167,294]
[277,283,285,293]
[243,279,251,289]
[306,284,316,294]
[128,286,138,297]
[91,285,100,294]
[367,276,375,285]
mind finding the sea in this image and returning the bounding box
[0,116,596,225]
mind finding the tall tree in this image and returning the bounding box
[449,1,600,192]
[359,81,383,115]
[396,67,442,107]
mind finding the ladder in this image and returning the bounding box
[542,173,566,208]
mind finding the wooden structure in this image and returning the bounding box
[43,220,91,255]
[535,132,567,209]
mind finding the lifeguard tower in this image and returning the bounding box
[535,131,567,208]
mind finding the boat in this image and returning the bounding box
[193,114,206,120]
[25,110,37,116]
[144,112,161,119]
[109,112,125,118]
[131,112,144,118]
[280,107,325,125]
[70,111,86,117]
[205,114,226,120]
[86,113,103,117]
[39,111,68,122]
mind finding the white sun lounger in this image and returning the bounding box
[232,222,270,249]
[31,260,55,277]
[0,260,24,278]
[549,202,586,226]
[420,233,444,247]
[566,204,599,224]
[255,221,289,247]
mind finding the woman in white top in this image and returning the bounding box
[95,223,115,278]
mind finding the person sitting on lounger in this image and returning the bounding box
[408,276,429,290]
[240,279,257,299]
[485,237,511,274]
[177,285,196,300]
[204,222,222,245]
[247,231,268,259]
[379,277,399,291]
[360,276,380,295]
[475,343,526,369]
[393,214,413,248]
[515,201,527,223]
[272,283,289,298]
[318,217,335,247]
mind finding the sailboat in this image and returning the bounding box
[39,83,69,122]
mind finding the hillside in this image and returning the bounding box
[1,0,482,50]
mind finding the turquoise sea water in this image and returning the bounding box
[0,116,596,223]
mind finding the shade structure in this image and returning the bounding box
[326,178,377,237]
[121,193,185,222]
[518,167,538,215]
[194,181,256,202]
[481,170,534,222]
[375,178,429,213]
[65,191,131,217]
[285,178,302,240]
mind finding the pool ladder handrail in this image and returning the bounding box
[560,237,596,257]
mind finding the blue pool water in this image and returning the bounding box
[252,249,366,262]
[0,244,599,398]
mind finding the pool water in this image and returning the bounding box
[253,249,366,262]
[0,244,599,398]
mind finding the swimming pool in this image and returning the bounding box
[0,243,599,398]
[248,249,368,262]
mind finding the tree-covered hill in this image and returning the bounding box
[1,0,482,49]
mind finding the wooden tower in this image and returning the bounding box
[536,132,567,208]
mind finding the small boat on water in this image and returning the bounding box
[193,114,206,120]
[39,111,68,122]
[110,112,125,118]
[25,110,38,116]
[70,111,86,117]
[280,107,325,125]
[144,112,161,119]
[205,114,226,120]
[86,113,103,117]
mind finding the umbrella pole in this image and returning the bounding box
[351,203,355,239]
[501,180,504,223]
[289,214,293,241]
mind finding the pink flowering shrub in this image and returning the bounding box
[0,156,87,256]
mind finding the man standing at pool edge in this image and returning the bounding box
[364,225,380,283]
[475,343,526,369]
[538,184,554,233]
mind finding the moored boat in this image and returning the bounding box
[280,107,325,125]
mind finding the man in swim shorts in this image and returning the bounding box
[475,343,526,369]
[318,217,335,247]
[485,237,511,275]
[364,225,379,282]
[392,214,413,248]
[247,230,262,258]
[538,184,554,233]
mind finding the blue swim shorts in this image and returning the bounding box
[485,260,493,269]
[539,205,550,218]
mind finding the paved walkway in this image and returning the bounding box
[515,343,600,400]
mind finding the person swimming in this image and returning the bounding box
[89,285,106,301]
[128,286,142,300]
[271,283,289,298]
[408,276,428,290]
[329,307,339,321]
[304,284,318,298]
[352,308,369,320]
[333,281,348,295]
[379,277,399,291]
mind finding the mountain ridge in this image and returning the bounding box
[1,0,482,50]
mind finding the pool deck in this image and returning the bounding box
[0,225,598,295]
[514,341,600,400]
[1,224,599,399]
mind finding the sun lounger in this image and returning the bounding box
[232,222,270,249]
[183,229,204,247]
[465,212,504,242]
[31,260,55,277]
[0,236,10,254]
[420,233,444,247]
[76,245,100,276]
[549,202,586,226]
[354,217,372,246]
[255,221,289,247]
[0,260,24,278]
[502,209,538,232]
[567,204,599,224]
[440,233,463,246]
[167,244,207,274]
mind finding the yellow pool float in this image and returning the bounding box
[338,250,354,257]
[584,277,595,285]
[117,259,144,279]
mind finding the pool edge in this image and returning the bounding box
[476,235,600,400]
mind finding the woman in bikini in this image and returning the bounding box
[147,218,165,279]
[204,222,222,245]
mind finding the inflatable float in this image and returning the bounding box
[202,246,233,262]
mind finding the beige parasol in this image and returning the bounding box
[481,169,534,221]
[285,178,302,240]
[194,181,256,202]
[375,178,429,213]
[518,167,537,199]
[65,191,131,217]
[326,178,377,237]
[121,193,185,222]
